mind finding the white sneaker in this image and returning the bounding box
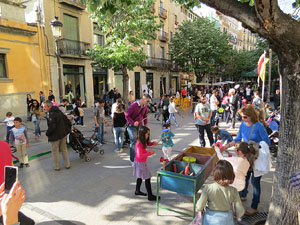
[131,161,134,167]
[114,149,122,153]
[119,148,124,153]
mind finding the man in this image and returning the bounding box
[273,89,280,110]
[114,89,121,102]
[162,94,170,123]
[228,88,239,129]
[44,100,71,171]
[94,99,110,145]
[245,85,252,103]
[252,91,264,111]
[210,90,219,126]
[195,96,214,147]
[48,90,55,102]
[58,98,69,114]
[125,94,151,165]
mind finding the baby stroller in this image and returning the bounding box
[69,127,104,162]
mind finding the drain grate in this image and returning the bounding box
[237,211,268,225]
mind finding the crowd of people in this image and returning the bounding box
[0,82,284,224]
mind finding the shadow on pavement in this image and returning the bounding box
[38,220,86,225]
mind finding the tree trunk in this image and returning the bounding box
[122,64,129,109]
[266,57,300,225]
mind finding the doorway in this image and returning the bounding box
[135,72,140,99]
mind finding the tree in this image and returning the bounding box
[86,0,161,105]
[169,18,233,82]
[173,0,300,224]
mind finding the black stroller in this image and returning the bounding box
[68,127,104,162]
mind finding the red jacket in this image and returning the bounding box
[0,141,12,185]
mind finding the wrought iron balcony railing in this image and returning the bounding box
[57,39,90,57]
[159,7,167,19]
[159,31,169,42]
[144,57,172,70]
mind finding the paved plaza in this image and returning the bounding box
[0,108,275,225]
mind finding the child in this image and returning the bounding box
[166,97,178,127]
[196,160,245,224]
[160,123,175,162]
[211,126,233,145]
[78,105,85,127]
[133,126,160,201]
[2,112,15,143]
[9,117,30,168]
[214,142,257,192]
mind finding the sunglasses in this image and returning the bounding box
[242,116,249,119]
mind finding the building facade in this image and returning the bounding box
[0,0,51,118]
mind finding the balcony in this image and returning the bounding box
[159,31,169,42]
[171,63,183,72]
[159,7,167,19]
[144,57,172,70]
[58,0,86,10]
[57,39,90,58]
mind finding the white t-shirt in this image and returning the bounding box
[148,89,153,98]
[111,103,118,118]
[246,87,251,96]
[3,116,14,127]
[210,95,218,111]
[168,102,177,113]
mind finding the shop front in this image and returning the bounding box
[63,65,86,103]
[93,67,108,98]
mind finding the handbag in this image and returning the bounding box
[190,211,204,225]
[31,114,37,122]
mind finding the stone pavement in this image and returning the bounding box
[0,108,275,225]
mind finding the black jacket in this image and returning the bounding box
[46,106,71,142]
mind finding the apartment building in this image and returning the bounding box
[25,0,94,106]
[0,0,50,118]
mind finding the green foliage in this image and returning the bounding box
[86,0,161,71]
[169,18,233,80]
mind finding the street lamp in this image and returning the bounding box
[50,17,63,102]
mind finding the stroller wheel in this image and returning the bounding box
[93,146,99,152]
[100,150,104,155]
[85,156,91,162]
[79,153,85,159]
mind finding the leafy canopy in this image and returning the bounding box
[169,17,232,80]
[86,0,161,71]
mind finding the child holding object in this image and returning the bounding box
[160,123,175,163]
[211,126,233,145]
[133,126,160,201]
[214,142,257,192]
[196,160,245,225]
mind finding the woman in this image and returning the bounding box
[30,99,42,138]
[26,94,33,121]
[129,91,134,105]
[222,104,270,215]
[221,93,229,122]
[112,104,126,153]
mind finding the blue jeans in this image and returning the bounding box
[34,120,41,136]
[96,122,104,144]
[6,126,14,143]
[240,170,262,209]
[166,113,178,126]
[210,110,217,126]
[127,126,139,162]
[113,127,125,150]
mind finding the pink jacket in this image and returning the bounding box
[0,141,13,185]
[135,141,155,163]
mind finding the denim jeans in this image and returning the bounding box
[96,122,104,144]
[195,124,214,147]
[240,170,262,209]
[127,126,139,162]
[34,119,41,136]
[210,110,218,126]
[113,127,125,150]
[166,113,178,126]
[6,126,14,143]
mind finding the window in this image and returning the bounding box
[147,44,152,57]
[93,34,104,46]
[161,46,165,59]
[63,14,79,41]
[175,15,177,23]
[0,54,7,78]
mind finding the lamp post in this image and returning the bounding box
[50,16,63,102]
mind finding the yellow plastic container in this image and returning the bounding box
[182,156,197,163]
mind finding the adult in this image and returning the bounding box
[48,90,55,102]
[195,95,214,147]
[273,89,280,110]
[65,81,74,103]
[252,91,264,111]
[245,84,252,103]
[108,89,115,103]
[30,99,42,139]
[125,94,151,165]
[210,90,219,126]
[161,95,169,123]
[228,88,239,129]
[221,93,230,121]
[129,91,134,105]
[111,98,123,118]
[180,87,186,98]
[58,99,69,114]
[26,94,33,121]
[222,105,270,215]
[39,91,45,105]
[114,89,121,102]
[44,100,71,171]
[94,99,110,145]
[148,87,153,99]
[0,141,34,224]
[112,104,126,153]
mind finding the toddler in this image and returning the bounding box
[160,123,175,162]
[2,112,15,143]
